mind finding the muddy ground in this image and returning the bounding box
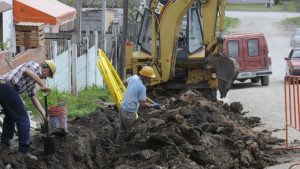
[0,91,287,169]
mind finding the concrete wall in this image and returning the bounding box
[47,33,103,93]
[0,47,45,76]
[47,49,71,91]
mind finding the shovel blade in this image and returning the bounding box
[43,136,55,154]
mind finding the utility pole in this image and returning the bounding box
[120,0,128,80]
[72,0,82,46]
[102,0,106,52]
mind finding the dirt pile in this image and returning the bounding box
[0,90,279,169]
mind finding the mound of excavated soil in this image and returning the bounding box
[0,90,279,169]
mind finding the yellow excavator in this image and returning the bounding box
[125,0,239,99]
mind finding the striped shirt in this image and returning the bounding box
[1,61,41,97]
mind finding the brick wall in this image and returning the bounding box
[0,51,10,75]
[0,46,45,76]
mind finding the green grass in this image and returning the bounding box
[286,1,298,12]
[22,86,112,118]
[281,16,300,28]
[226,1,298,12]
[224,17,240,30]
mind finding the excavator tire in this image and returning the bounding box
[208,53,239,98]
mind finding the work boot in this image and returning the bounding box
[20,152,38,160]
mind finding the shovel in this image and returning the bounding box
[42,91,55,154]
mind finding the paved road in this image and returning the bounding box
[220,11,300,169]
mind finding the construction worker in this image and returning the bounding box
[0,60,56,160]
[115,66,160,145]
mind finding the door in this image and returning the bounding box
[242,37,266,70]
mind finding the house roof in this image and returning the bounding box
[14,0,76,26]
[0,1,12,13]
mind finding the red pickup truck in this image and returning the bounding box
[223,32,272,86]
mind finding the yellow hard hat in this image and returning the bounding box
[44,60,56,78]
[139,66,155,78]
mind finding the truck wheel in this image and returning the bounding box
[250,78,260,83]
[261,76,269,86]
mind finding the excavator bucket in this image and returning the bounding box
[209,53,240,98]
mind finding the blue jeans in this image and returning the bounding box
[0,83,30,153]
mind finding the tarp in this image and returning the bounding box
[14,0,76,26]
[0,1,12,13]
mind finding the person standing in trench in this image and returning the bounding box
[115,66,161,145]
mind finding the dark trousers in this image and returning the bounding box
[115,108,137,145]
[0,83,30,153]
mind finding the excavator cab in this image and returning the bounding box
[176,7,203,60]
[125,0,239,99]
[138,6,203,59]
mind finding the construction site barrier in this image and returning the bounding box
[284,75,300,150]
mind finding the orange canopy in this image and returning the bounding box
[14,0,76,26]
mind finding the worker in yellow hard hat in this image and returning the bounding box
[0,60,56,160]
[115,66,160,145]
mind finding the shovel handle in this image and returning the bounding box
[44,95,49,137]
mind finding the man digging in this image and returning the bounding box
[115,66,160,145]
[0,60,56,160]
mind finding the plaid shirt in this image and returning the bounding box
[1,61,42,97]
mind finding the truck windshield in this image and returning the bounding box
[292,50,300,58]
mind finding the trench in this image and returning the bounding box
[0,91,283,169]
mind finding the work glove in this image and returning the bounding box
[152,103,161,110]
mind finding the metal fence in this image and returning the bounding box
[283,75,300,149]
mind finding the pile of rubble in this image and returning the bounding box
[0,91,281,169]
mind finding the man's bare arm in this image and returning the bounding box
[24,69,47,89]
[139,101,153,109]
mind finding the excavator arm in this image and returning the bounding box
[153,0,195,81]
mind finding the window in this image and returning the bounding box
[292,50,300,58]
[188,8,203,53]
[138,9,152,53]
[248,39,259,57]
[228,40,239,58]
